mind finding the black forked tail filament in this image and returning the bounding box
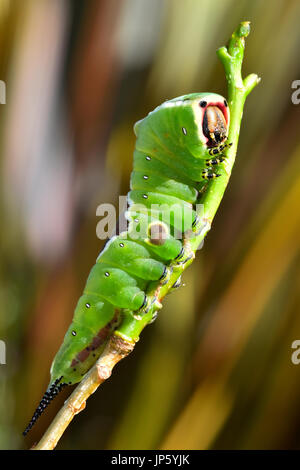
[23,376,66,436]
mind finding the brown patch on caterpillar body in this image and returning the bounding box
[73,310,120,364]
[148,222,168,246]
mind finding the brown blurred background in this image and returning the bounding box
[0,0,299,450]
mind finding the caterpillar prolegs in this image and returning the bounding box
[23,92,230,435]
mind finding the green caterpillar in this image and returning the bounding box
[23,92,230,435]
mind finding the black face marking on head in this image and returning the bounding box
[203,106,227,147]
[200,100,207,108]
[182,127,187,135]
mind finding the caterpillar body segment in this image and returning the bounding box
[98,238,166,281]
[24,92,230,436]
[127,213,183,260]
[130,170,198,203]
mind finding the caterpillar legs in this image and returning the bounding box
[202,168,221,179]
[173,245,195,267]
[208,141,232,156]
[205,156,225,166]
[171,276,182,289]
[137,295,162,317]
[159,266,173,285]
[202,141,232,179]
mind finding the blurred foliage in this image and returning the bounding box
[0,0,299,450]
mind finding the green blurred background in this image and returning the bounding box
[0,0,300,450]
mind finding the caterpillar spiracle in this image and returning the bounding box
[23,92,230,436]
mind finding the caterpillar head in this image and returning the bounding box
[193,93,230,149]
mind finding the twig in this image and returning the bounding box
[33,21,260,450]
[34,335,134,450]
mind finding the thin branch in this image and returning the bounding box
[34,335,134,450]
[33,21,260,450]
